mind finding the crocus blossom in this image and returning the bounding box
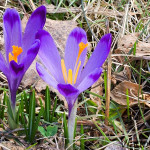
[36,27,111,146]
[36,27,112,116]
[0,6,46,108]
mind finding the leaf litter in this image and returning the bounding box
[0,0,150,150]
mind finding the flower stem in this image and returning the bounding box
[68,99,78,149]
[7,90,18,129]
[7,101,18,129]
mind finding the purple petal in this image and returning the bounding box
[0,52,8,76]
[77,68,102,93]
[64,27,87,73]
[22,5,46,56]
[57,84,79,117]
[21,39,40,73]
[36,63,58,89]
[57,84,79,98]
[79,33,112,83]
[9,61,24,76]
[3,8,22,63]
[36,30,64,83]
[7,75,21,107]
[8,61,24,107]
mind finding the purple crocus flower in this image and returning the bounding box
[36,27,111,145]
[36,27,112,115]
[0,6,46,108]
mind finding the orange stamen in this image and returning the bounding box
[68,69,73,85]
[9,45,23,63]
[74,61,81,84]
[61,59,67,83]
[60,42,88,85]
[75,42,88,66]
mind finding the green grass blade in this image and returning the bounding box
[111,101,129,144]
[28,90,36,142]
[54,0,63,13]
[5,92,14,120]
[25,143,37,150]
[23,90,29,114]
[93,121,110,144]
[80,124,85,150]
[31,106,44,142]
[16,101,21,125]
[20,94,28,137]
[51,96,57,122]
[63,113,69,147]
[85,90,105,100]
[44,86,51,122]
[0,93,5,119]
[133,41,137,55]
[138,60,146,123]
[39,98,44,108]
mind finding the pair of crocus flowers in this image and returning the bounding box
[0,6,112,118]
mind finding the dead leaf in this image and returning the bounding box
[143,93,150,101]
[44,18,77,52]
[0,35,4,56]
[104,141,128,150]
[141,93,150,107]
[21,59,39,88]
[118,33,150,56]
[110,81,142,106]
[0,141,25,150]
[113,72,129,82]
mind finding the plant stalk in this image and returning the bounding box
[68,99,78,149]
[105,19,111,125]
[7,90,18,129]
